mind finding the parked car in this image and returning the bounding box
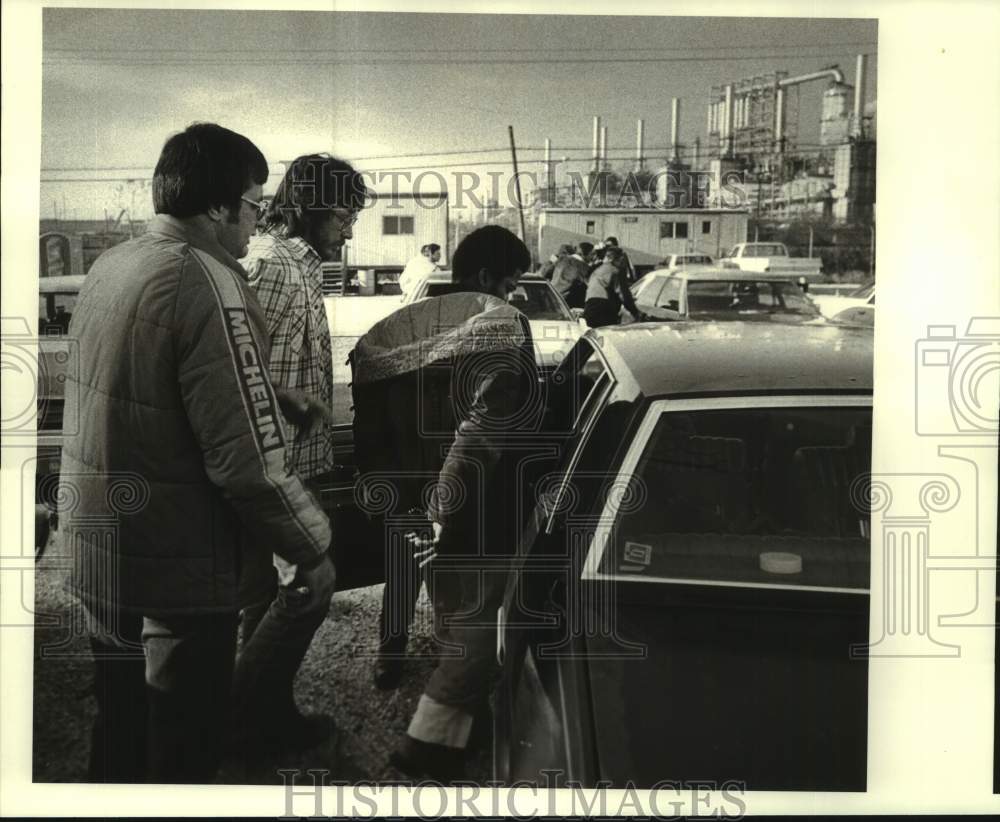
[629,267,822,324]
[654,252,715,272]
[405,271,585,373]
[813,282,875,319]
[34,275,87,554]
[493,320,873,790]
[720,241,823,283]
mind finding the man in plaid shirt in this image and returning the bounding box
[233,153,368,750]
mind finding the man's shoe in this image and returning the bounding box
[388,735,466,782]
[373,657,405,690]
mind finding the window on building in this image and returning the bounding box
[585,220,596,234]
[702,220,712,234]
[383,215,415,235]
[659,221,690,239]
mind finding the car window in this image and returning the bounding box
[686,281,817,315]
[635,276,665,305]
[38,292,78,335]
[508,282,573,321]
[596,403,872,590]
[659,277,682,310]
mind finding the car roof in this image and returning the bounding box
[423,270,546,283]
[39,275,86,292]
[592,321,873,398]
[645,267,797,282]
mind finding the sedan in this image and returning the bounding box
[812,282,875,319]
[630,267,821,323]
[494,321,873,790]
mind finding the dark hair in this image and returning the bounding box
[263,153,369,236]
[604,236,619,246]
[603,245,624,261]
[152,123,268,218]
[451,225,530,285]
[579,241,594,255]
[425,243,441,254]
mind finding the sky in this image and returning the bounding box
[40,8,877,219]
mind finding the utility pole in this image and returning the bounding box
[508,126,527,243]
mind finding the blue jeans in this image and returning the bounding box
[85,605,238,783]
[232,556,332,726]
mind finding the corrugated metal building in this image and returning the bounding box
[539,208,749,271]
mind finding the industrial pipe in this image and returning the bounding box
[670,98,680,162]
[853,54,867,137]
[635,118,645,170]
[723,84,734,158]
[592,116,601,174]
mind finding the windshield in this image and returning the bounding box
[686,280,819,316]
[849,283,875,300]
[424,281,571,321]
[602,405,872,589]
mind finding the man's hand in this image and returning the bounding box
[275,387,334,440]
[405,520,443,569]
[292,552,337,612]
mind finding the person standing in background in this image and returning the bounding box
[399,242,441,298]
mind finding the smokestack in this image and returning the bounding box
[544,137,552,190]
[723,84,734,158]
[635,118,645,170]
[775,87,785,154]
[693,136,701,169]
[853,53,867,137]
[600,125,608,170]
[592,116,601,173]
[670,98,681,162]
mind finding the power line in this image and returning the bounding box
[45,40,877,55]
[43,51,875,67]
[39,141,868,175]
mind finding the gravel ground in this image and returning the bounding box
[31,528,491,785]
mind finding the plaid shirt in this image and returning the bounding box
[243,229,334,480]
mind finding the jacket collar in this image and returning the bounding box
[353,292,528,385]
[148,214,247,277]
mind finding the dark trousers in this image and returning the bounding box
[583,297,621,329]
[86,606,238,783]
[378,533,433,658]
[424,567,507,711]
[232,478,332,724]
[232,566,330,723]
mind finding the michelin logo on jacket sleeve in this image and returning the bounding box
[226,307,283,452]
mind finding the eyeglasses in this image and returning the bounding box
[241,196,269,219]
[331,209,360,228]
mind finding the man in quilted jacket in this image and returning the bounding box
[60,123,334,783]
[351,225,543,779]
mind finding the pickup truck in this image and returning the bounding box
[720,242,823,283]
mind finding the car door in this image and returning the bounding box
[576,395,873,790]
[497,337,643,786]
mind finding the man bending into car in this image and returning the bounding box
[351,225,543,779]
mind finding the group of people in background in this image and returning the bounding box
[539,236,645,328]
[62,123,541,785]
